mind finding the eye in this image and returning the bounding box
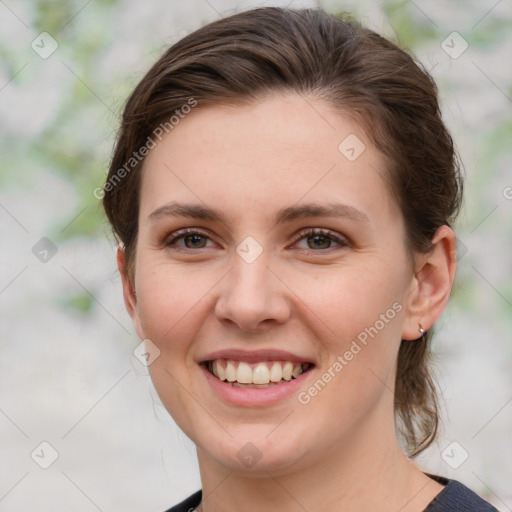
[164,228,215,249]
[164,227,349,252]
[292,228,348,252]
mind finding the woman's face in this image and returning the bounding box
[123,93,421,475]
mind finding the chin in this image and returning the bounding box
[197,427,313,476]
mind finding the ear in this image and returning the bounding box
[401,225,457,340]
[117,245,144,340]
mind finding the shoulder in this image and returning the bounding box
[162,490,202,512]
[164,479,500,512]
[424,474,499,512]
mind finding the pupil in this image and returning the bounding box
[186,234,205,248]
[309,235,329,249]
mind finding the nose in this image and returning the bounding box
[214,248,291,333]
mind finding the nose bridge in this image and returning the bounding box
[214,238,290,331]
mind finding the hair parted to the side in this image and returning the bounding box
[102,6,463,458]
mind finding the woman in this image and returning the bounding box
[102,7,498,512]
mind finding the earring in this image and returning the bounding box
[418,324,425,337]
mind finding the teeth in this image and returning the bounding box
[292,364,303,378]
[237,362,252,384]
[208,359,310,385]
[252,364,270,384]
[225,360,237,382]
[269,362,282,382]
[282,361,293,381]
[213,360,226,381]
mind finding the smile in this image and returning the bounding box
[205,359,314,388]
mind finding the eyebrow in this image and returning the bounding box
[148,201,369,225]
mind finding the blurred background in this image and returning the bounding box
[0,0,511,510]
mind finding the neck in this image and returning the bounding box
[194,405,443,512]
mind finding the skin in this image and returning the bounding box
[118,92,457,512]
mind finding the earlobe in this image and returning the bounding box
[401,225,457,340]
[117,245,144,339]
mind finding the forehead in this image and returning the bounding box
[139,92,397,224]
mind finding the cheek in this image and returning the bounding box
[133,264,208,431]
[295,284,403,441]
[134,258,215,344]
[297,260,407,344]
[298,261,407,412]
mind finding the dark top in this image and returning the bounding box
[164,473,499,511]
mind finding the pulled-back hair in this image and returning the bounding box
[102,6,463,457]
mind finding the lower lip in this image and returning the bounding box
[200,364,313,407]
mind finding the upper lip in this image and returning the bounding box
[199,349,316,365]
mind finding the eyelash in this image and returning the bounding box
[164,227,348,253]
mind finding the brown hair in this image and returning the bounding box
[102,6,463,457]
